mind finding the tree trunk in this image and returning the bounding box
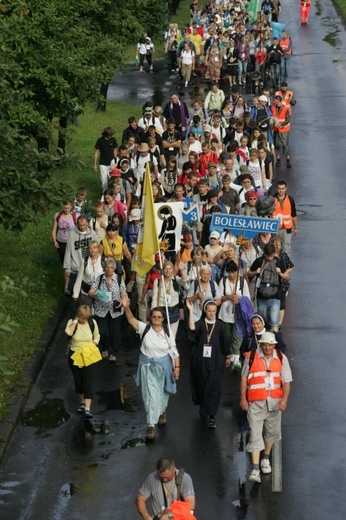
[96,82,109,112]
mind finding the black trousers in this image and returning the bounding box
[68,355,95,399]
[94,312,122,355]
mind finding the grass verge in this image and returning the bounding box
[331,0,346,20]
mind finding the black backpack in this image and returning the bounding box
[258,260,279,298]
[193,279,216,298]
[141,322,170,342]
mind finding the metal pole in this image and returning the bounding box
[272,439,283,492]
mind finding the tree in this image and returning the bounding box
[0,0,167,230]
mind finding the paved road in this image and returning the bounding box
[1,2,346,519]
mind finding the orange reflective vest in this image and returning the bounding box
[275,89,294,114]
[272,195,293,229]
[279,37,292,55]
[245,351,283,401]
[271,104,290,132]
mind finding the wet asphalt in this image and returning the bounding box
[1,1,346,519]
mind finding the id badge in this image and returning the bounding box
[276,213,283,225]
[105,291,112,302]
[203,344,212,358]
[165,294,172,305]
[169,147,174,151]
[168,347,179,360]
[265,375,274,390]
[214,57,219,62]
[256,276,262,289]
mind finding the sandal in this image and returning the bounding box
[146,426,156,440]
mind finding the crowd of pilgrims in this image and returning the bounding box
[56,0,297,438]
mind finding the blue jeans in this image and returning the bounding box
[257,298,280,329]
[238,59,248,78]
[281,57,290,80]
[270,63,281,87]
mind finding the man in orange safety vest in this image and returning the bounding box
[271,95,291,168]
[279,30,292,81]
[240,332,292,483]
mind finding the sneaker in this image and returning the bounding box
[102,350,109,359]
[84,410,93,419]
[287,159,292,168]
[158,412,167,426]
[232,361,242,372]
[185,81,188,87]
[77,403,85,413]
[108,355,116,362]
[249,469,261,483]
[207,416,216,429]
[146,426,156,440]
[276,158,281,167]
[260,458,272,474]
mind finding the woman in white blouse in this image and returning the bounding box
[179,43,195,87]
[73,241,104,306]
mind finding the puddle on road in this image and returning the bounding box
[53,482,79,520]
[315,0,322,16]
[22,398,70,428]
[71,419,111,454]
[0,480,20,496]
[323,30,341,47]
[97,387,136,412]
[232,481,250,518]
[61,482,78,497]
[121,437,145,450]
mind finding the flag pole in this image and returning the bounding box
[157,248,172,345]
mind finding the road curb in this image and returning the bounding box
[0,301,69,465]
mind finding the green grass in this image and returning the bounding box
[170,0,192,32]
[332,0,346,20]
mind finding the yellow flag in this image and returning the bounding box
[132,163,160,277]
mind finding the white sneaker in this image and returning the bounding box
[260,459,272,474]
[249,469,261,483]
[232,360,242,372]
[185,81,188,87]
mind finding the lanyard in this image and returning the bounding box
[205,320,216,343]
[161,478,176,508]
